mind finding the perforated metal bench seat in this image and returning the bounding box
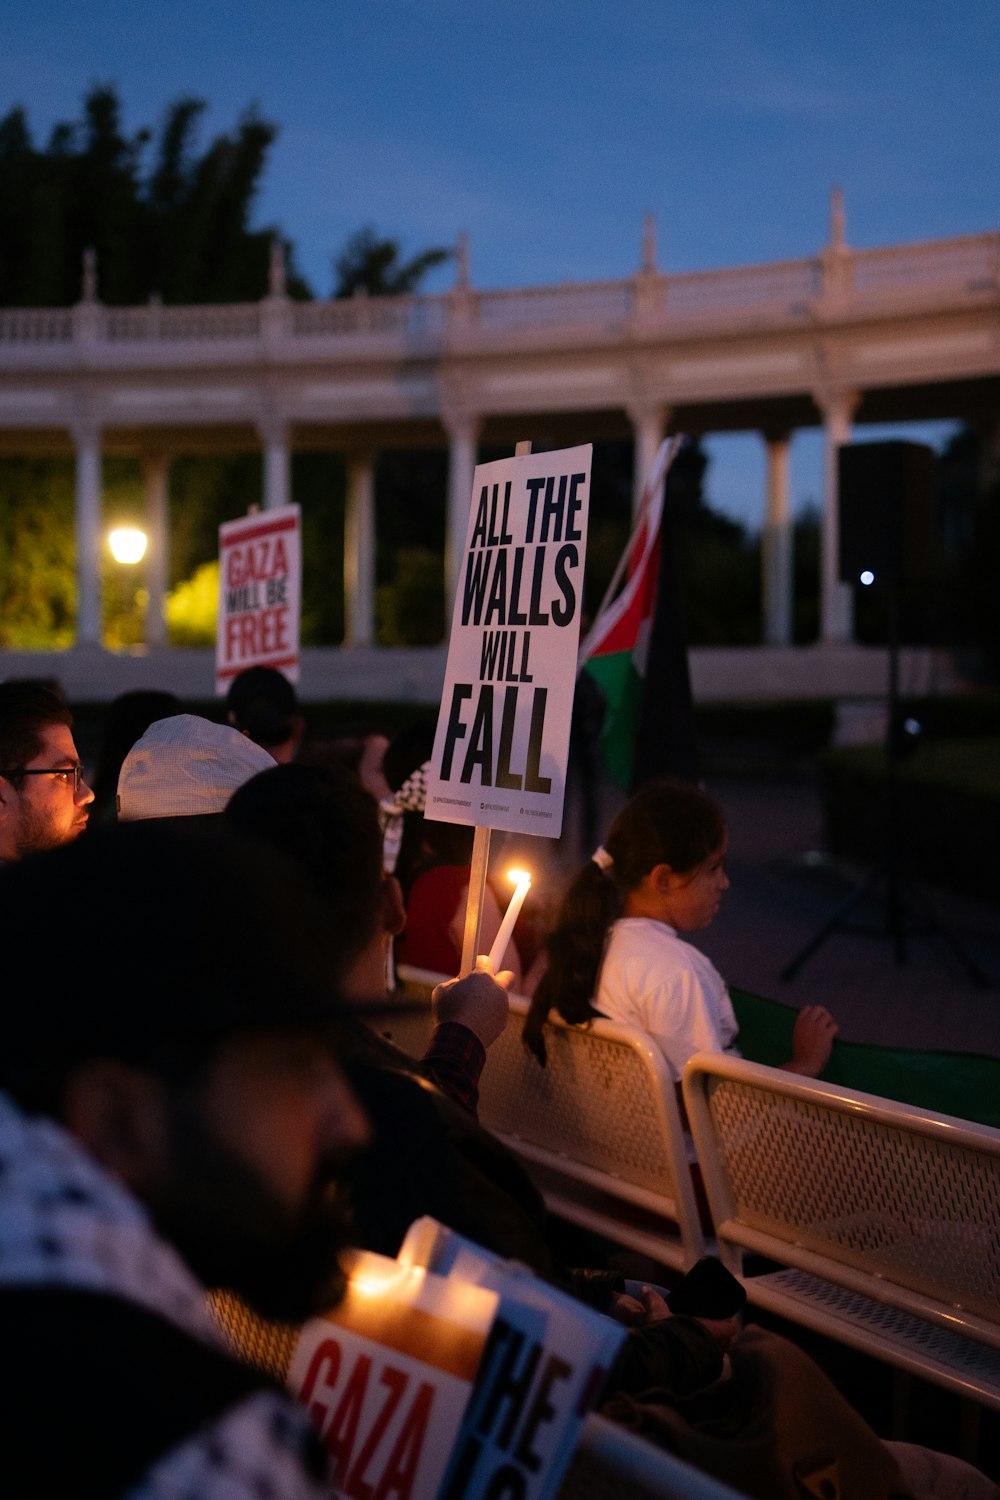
[392,966,707,1272]
[740,1265,1000,1409]
[683,1052,1000,1417]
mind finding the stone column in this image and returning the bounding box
[344,451,376,648]
[72,420,103,647]
[762,432,793,646]
[258,416,291,511]
[444,413,481,611]
[628,402,669,518]
[142,452,170,648]
[816,388,860,643]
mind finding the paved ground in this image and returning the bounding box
[698,770,1000,1058]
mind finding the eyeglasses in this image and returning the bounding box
[1,764,86,792]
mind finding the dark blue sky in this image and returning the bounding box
[4,0,996,526]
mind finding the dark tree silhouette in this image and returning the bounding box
[0,84,466,649]
[333,225,451,298]
[0,84,303,305]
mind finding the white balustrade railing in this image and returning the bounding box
[473,279,634,329]
[852,234,1000,296]
[0,232,996,353]
[292,292,450,338]
[0,308,74,341]
[664,258,820,318]
[102,307,159,341]
[85,303,261,342]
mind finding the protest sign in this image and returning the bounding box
[288,1247,498,1500]
[216,503,301,693]
[426,445,592,840]
[401,1217,625,1500]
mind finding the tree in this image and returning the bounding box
[941,428,1000,682]
[0,84,301,305]
[0,84,466,650]
[333,225,451,298]
[792,507,821,644]
[661,438,761,645]
[0,458,75,647]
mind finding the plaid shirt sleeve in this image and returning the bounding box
[420,1022,487,1117]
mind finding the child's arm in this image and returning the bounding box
[782,1004,838,1076]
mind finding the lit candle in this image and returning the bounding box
[488,868,532,972]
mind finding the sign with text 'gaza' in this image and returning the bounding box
[288,1247,496,1500]
[215,504,301,694]
[426,446,591,839]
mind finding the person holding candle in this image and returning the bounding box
[225,760,515,1118]
[220,758,577,1276]
[381,720,528,988]
[394,820,525,985]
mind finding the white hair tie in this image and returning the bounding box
[592,846,614,872]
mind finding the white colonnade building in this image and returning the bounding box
[1,191,998,702]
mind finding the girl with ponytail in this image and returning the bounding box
[524,777,836,1080]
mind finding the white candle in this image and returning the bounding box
[488,869,532,972]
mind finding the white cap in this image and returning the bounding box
[117,714,275,821]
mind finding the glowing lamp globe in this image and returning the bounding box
[109,527,148,565]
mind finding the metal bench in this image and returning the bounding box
[390,965,706,1274]
[682,1051,1000,1447]
[558,1412,745,1500]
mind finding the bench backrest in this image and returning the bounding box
[682,1051,1000,1340]
[393,966,705,1271]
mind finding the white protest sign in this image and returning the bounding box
[288,1248,497,1500]
[401,1218,625,1500]
[426,445,592,840]
[216,503,301,694]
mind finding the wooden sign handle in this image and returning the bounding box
[459,439,532,976]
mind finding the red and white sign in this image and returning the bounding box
[216,504,301,693]
[288,1249,496,1500]
[401,1217,625,1500]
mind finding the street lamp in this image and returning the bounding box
[109,526,148,565]
[106,526,149,649]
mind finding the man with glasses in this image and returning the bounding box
[0,681,95,861]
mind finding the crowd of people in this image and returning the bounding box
[0,669,995,1499]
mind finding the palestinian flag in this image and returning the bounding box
[577,436,683,790]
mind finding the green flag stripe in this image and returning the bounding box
[584,652,643,792]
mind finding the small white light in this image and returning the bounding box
[859,569,875,587]
[109,527,148,565]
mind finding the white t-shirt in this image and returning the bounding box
[596,917,740,1082]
